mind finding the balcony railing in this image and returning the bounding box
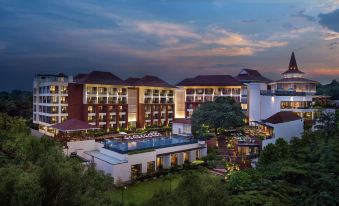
[260,90,312,96]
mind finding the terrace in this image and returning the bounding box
[103,136,197,154]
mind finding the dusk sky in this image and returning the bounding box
[1,0,339,91]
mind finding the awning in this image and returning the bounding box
[51,119,99,132]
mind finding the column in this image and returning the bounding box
[163,155,171,169]
[141,163,147,174]
[177,153,184,166]
[189,150,196,162]
[200,148,208,157]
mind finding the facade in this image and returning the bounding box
[33,73,71,135]
[172,118,192,135]
[66,137,207,183]
[70,71,130,130]
[248,52,331,125]
[125,76,176,128]
[176,75,247,118]
[34,52,333,135]
[258,111,304,148]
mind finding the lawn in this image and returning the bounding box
[112,174,181,205]
[112,171,223,205]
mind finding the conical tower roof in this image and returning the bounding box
[282,52,304,75]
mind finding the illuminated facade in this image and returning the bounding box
[33,73,70,135]
[33,52,333,135]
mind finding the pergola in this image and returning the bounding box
[50,119,100,142]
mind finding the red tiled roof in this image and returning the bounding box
[235,68,271,83]
[273,77,318,83]
[127,75,176,88]
[75,71,126,85]
[173,118,192,124]
[51,119,99,132]
[177,75,243,86]
[125,77,140,84]
[263,111,302,124]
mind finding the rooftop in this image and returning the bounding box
[272,77,318,84]
[282,52,305,75]
[84,150,127,165]
[74,71,126,85]
[103,136,197,154]
[173,118,192,124]
[177,75,243,87]
[235,68,271,83]
[126,75,176,88]
[263,111,302,124]
[51,119,99,132]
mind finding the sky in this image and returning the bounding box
[1,0,339,91]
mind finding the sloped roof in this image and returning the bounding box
[126,75,176,88]
[75,71,126,85]
[177,75,243,86]
[282,52,305,75]
[263,111,302,124]
[173,118,192,124]
[272,77,318,84]
[235,68,272,83]
[125,77,140,84]
[51,119,99,132]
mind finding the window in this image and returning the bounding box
[280,101,312,109]
[147,161,155,174]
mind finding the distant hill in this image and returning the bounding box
[317,80,339,100]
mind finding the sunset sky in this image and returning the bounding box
[1,0,339,90]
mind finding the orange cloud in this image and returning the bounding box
[308,68,339,75]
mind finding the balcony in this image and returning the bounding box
[260,90,312,96]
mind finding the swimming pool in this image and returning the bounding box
[103,136,197,154]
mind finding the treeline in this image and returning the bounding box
[0,113,122,206]
[144,114,339,206]
[317,80,339,100]
[0,90,33,120]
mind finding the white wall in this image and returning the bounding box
[66,140,99,159]
[247,83,266,124]
[262,119,304,148]
[172,123,192,134]
[260,95,313,120]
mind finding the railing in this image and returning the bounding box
[260,90,313,96]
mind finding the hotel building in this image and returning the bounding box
[33,52,333,135]
[176,75,247,118]
[125,76,176,128]
[69,71,130,130]
[247,52,328,126]
[33,73,71,134]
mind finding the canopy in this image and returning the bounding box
[51,119,99,132]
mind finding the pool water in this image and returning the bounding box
[103,136,197,154]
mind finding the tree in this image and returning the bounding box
[191,97,244,137]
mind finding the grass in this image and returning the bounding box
[112,171,223,205]
[113,174,181,205]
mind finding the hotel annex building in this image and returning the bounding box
[33,52,332,135]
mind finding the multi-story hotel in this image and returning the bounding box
[125,76,176,128]
[176,75,247,118]
[33,73,71,134]
[33,52,333,135]
[247,52,325,126]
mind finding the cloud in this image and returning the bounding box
[203,28,288,49]
[270,27,317,39]
[292,10,316,22]
[321,31,339,40]
[134,21,201,39]
[308,68,339,76]
[319,9,339,32]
